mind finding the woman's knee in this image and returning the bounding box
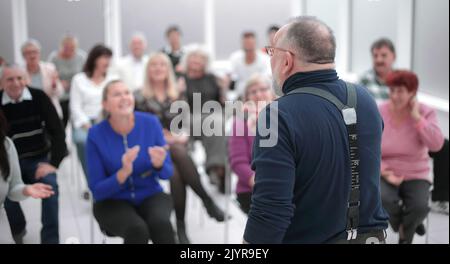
[124,221,150,243]
[169,144,189,161]
[407,202,430,218]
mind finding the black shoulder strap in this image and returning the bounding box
[286,82,361,241]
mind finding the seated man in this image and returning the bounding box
[112,32,149,92]
[228,31,271,98]
[358,38,396,102]
[0,64,67,244]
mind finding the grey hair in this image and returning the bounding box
[60,34,79,48]
[181,44,212,73]
[130,32,148,47]
[243,73,273,101]
[21,39,42,54]
[283,16,336,64]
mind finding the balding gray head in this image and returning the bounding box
[282,16,336,64]
[21,39,42,54]
[0,63,25,80]
[130,32,148,47]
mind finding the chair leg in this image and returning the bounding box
[90,207,95,244]
[223,163,231,244]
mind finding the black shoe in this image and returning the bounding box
[399,238,409,244]
[415,223,426,236]
[12,229,27,244]
[208,170,220,186]
[203,199,228,222]
[176,220,191,244]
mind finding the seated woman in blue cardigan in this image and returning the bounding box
[86,80,175,244]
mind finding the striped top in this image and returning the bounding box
[0,87,67,167]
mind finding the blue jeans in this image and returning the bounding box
[72,127,88,179]
[4,155,59,244]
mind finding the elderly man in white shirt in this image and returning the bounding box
[229,31,271,99]
[112,32,149,92]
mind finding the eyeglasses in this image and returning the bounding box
[265,46,335,64]
[265,46,296,57]
[248,86,270,97]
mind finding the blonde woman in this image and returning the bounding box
[135,52,225,244]
[87,80,175,244]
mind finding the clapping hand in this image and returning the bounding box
[117,146,140,184]
[148,146,168,169]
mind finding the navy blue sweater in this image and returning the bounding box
[244,70,389,244]
[86,112,173,205]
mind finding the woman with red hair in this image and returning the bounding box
[379,70,444,244]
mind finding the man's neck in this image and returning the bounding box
[298,62,335,73]
[376,69,391,83]
[132,54,143,62]
[27,63,40,74]
[245,51,256,65]
[60,51,74,60]
[171,44,180,52]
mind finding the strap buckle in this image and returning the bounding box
[342,108,357,125]
[348,201,361,208]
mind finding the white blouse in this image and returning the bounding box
[69,72,118,128]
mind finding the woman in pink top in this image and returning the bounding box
[379,70,444,244]
[228,74,275,214]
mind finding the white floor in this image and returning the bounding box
[12,141,449,244]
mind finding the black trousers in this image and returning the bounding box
[380,178,430,243]
[93,192,175,244]
[236,192,252,215]
[430,139,449,202]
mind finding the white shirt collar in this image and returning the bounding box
[2,87,33,105]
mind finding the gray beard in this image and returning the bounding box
[272,78,284,96]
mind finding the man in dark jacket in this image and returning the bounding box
[0,64,67,244]
[243,17,389,244]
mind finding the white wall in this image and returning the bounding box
[351,0,400,75]
[26,0,105,59]
[413,0,449,100]
[120,0,205,56]
[0,0,14,63]
[214,0,291,60]
[306,0,350,74]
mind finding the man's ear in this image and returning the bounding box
[282,52,294,76]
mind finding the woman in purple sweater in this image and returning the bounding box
[228,74,275,214]
[379,70,444,244]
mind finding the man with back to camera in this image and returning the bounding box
[243,16,389,244]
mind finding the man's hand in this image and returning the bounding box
[23,183,54,199]
[35,163,57,180]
